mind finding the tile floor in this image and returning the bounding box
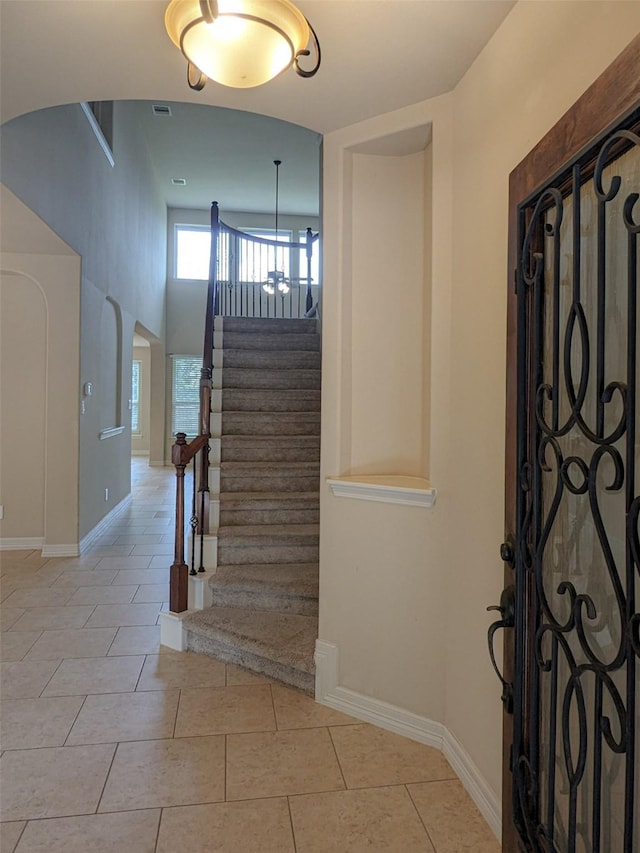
[0,459,500,852]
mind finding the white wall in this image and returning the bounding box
[0,101,167,543]
[319,0,640,829]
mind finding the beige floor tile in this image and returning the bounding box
[52,570,118,587]
[0,631,41,661]
[407,780,501,853]
[112,569,169,586]
[0,695,84,749]
[66,586,137,605]
[93,555,152,570]
[157,798,295,853]
[149,555,175,569]
[10,606,95,632]
[42,655,145,696]
[131,543,173,556]
[329,724,456,789]
[114,534,164,545]
[0,820,25,853]
[0,659,61,699]
[13,809,161,853]
[1,588,75,609]
[0,744,116,820]
[226,727,345,801]
[25,628,117,661]
[85,546,135,557]
[132,583,168,603]
[98,735,225,811]
[137,651,226,691]
[1,606,27,631]
[84,603,161,628]
[66,688,179,744]
[225,663,274,685]
[45,556,103,571]
[289,786,435,853]
[108,625,163,655]
[175,684,276,737]
[272,685,358,730]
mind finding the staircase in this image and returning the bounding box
[183,317,321,693]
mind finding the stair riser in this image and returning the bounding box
[223,350,321,370]
[222,369,321,390]
[223,333,320,351]
[185,632,314,694]
[211,589,319,616]
[222,414,320,436]
[220,508,319,526]
[222,390,321,412]
[220,476,319,493]
[217,545,319,565]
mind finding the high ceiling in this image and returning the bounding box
[0,0,516,214]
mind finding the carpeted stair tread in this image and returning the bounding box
[222,317,317,335]
[221,436,320,463]
[222,332,320,351]
[183,606,317,693]
[222,388,321,412]
[221,461,319,474]
[222,411,321,436]
[209,563,319,615]
[222,368,321,390]
[217,523,319,544]
[222,350,321,370]
[220,492,319,509]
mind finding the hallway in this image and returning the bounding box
[1,459,499,852]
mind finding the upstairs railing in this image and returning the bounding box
[170,202,320,612]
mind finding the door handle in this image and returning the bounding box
[487,584,515,714]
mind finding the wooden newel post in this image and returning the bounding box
[170,432,189,613]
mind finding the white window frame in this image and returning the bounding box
[171,355,202,438]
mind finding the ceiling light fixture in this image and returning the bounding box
[164,0,321,90]
[263,159,290,296]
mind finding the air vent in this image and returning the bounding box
[152,104,172,117]
[171,178,187,186]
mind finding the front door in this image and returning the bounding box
[497,36,640,852]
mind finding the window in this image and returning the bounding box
[172,356,201,437]
[131,360,141,433]
[175,226,210,280]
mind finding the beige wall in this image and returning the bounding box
[320,0,640,818]
[0,190,81,551]
[132,344,151,456]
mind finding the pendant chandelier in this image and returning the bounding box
[164,0,321,90]
[263,159,290,296]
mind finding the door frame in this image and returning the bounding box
[503,33,640,852]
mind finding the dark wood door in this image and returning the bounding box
[496,35,640,852]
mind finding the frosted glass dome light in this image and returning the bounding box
[165,0,321,90]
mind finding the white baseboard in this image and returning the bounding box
[42,543,80,557]
[148,460,167,468]
[79,493,132,553]
[314,639,501,841]
[0,537,45,551]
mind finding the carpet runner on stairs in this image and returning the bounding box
[183,316,320,694]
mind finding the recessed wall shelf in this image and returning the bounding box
[326,475,436,508]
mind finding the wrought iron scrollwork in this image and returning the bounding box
[512,118,639,850]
